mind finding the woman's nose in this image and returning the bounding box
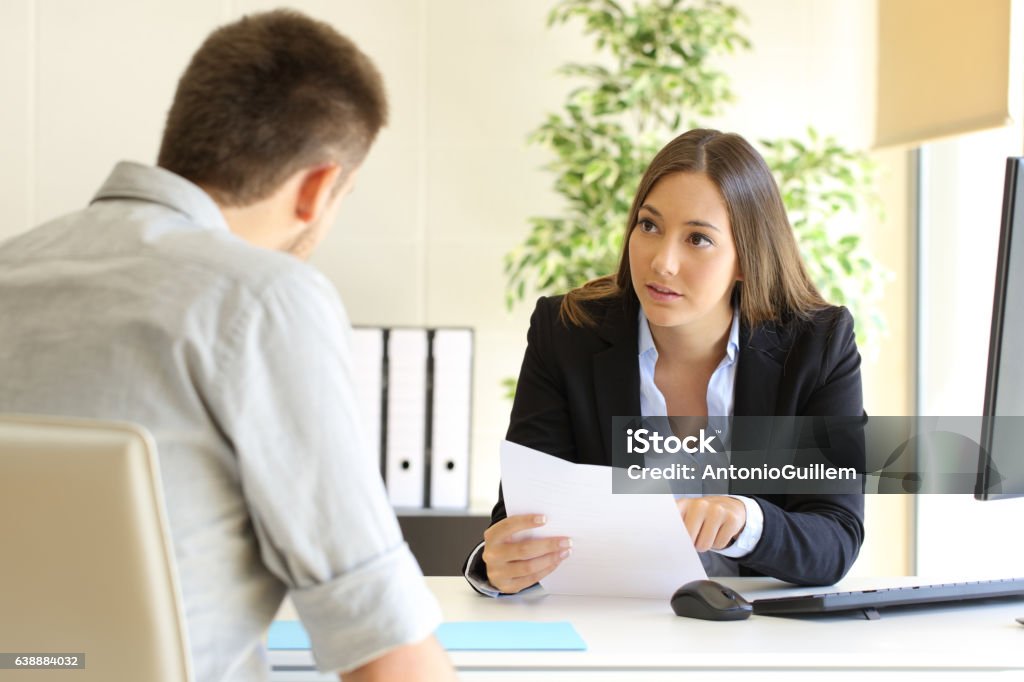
[651,242,680,277]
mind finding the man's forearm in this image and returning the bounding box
[341,635,456,682]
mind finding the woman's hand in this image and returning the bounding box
[481,514,572,594]
[676,496,746,552]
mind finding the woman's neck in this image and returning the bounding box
[649,304,734,366]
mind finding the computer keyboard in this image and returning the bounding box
[752,577,1024,619]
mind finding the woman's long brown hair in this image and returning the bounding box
[560,128,827,328]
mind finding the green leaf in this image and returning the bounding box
[509,0,888,367]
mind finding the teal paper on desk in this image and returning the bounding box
[268,620,586,652]
[268,621,310,650]
[437,621,586,651]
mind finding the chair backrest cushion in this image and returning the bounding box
[0,414,192,682]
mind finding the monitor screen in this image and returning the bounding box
[976,157,1024,500]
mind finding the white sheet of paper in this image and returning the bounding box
[500,440,707,599]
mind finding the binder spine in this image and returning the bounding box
[350,326,472,510]
[423,329,436,508]
[379,328,390,483]
[429,329,473,509]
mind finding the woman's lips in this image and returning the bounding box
[646,283,681,301]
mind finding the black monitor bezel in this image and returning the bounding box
[976,157,1024,501]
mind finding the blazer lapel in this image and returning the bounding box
[589,300,796,460]
[733,321,788,417]
[592,296,642,464]
[731,321,789,459]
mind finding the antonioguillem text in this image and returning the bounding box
[625,463,859,482]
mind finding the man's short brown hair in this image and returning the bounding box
[157,10,387,206]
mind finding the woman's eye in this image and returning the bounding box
[638,219,658,233]
[689,233,713,247]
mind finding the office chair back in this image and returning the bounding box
[0,414,193,681]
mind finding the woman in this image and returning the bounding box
[465,129,865,596]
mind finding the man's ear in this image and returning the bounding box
[295,163,343,223]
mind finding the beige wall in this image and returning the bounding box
[0,1,914,575]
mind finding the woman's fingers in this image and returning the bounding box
[488,548,570,594]
[505,536,573,560]
[483,513,547,544]
[481,514,572,594]
[483,537,570,571]
[678,498,701,544]
[676,496,746,552]
[496,554,567,594]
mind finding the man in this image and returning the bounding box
[0,10,454,682]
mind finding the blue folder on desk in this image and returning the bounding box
[269,620,587,652]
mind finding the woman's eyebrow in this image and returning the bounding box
[639,203,664,218]
[687,220,721,233]
[639,204,721,233]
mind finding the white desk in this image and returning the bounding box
[270,576,1024,681]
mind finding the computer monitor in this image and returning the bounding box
[976,157,1024,501]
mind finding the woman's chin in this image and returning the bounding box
[641,306,692,329]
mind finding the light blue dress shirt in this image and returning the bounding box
[0,162,441,680]
[637,308,765,568]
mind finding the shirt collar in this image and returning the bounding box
[724,307,740,364]
[637,306,740,364]
[638,308,658,357]
[91,161,230,233]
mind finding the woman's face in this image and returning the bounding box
[628,171,741,331]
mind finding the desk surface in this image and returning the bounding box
[431,576,1023,672]
[271,576,1024,679]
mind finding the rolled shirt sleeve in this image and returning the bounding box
[207,267,441,673]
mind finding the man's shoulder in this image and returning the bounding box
[165,226,324,299]
[0,202,338,326]
[160,231,345,335]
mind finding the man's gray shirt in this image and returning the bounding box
[0,162,441,681]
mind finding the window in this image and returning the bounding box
[916,125,1024,577]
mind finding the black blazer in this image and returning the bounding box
[469,293,865,587]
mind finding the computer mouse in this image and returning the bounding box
[670,579,753,621]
